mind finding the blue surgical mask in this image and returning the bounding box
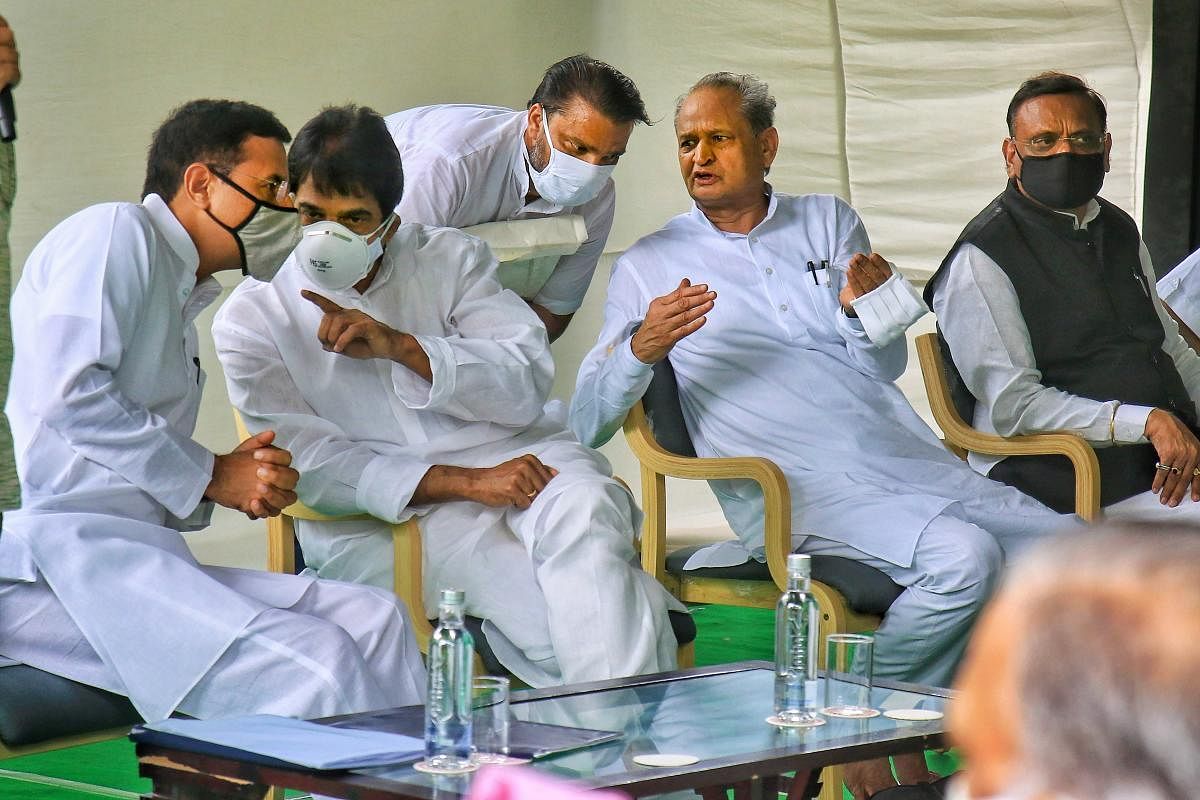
[526,111,614,207]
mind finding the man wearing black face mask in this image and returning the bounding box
[926,72,1200,522]
[1,99,425,724]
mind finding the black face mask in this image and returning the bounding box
[1015,150,1106,211]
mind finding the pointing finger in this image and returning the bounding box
[301,289,344,314]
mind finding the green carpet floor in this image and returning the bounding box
[0,604,954,799]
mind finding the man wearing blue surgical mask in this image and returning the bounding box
[0,99,426,724]
[386,54,648,340]
[928,72,1200,522]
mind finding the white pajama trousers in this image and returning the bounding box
[298,440,680,687]
[0,568,425,720]
[798,505,1076,689]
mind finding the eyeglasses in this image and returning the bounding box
[1010,133,1106,156]
[207,165,290,205]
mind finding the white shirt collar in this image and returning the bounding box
[688,183,778,237]
[141,192,219,316]
[1052,198,1101,231]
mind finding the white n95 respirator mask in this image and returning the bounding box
[296,215,395,291]
[527,111,614,207]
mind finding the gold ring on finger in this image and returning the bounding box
[526,491,537,498]
[1171,465,1183,475]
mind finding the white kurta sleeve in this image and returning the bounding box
[1156,246,1200,333]
[28,207,213,518]
[569,254,654,447]
[389,236,553,427]
[1141,241,1200,414]
[531,181,615,315]
[395,155,469,228]
[827,199,907,381]
[213,304,434,523]
[932,243,1150,444]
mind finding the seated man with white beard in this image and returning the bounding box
[213,105,683,688]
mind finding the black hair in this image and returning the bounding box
[1007,72,1107,135]
[528,54,650,125]
[142,99,290,200]
[288,104,404,214]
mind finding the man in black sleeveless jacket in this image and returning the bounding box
[926,72,1200,519]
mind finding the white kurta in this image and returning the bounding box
[0,194,424,721]
[212,223,681,687]
[386,105,615,314]
[570,192,1065,570]
[1157,246,1200,334]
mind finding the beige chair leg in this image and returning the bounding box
[263,786,285,800]
[819,765,844,800]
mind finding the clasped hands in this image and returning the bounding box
[207,430,298,520]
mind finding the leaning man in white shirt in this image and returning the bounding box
[386,54,647,341]
[570,73,1071,795]
[928,71,1200,521]
[0,99,425,723]
[213,105,682,687]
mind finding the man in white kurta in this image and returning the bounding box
[213,105,680,688]
[571,75,1071,698]
[386,55,648,340]
[0,100,424,723]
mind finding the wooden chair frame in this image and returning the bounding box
[623,399,884,800]
[623,399,884,637]
[235,411,694,673]
[914,332,1101,521]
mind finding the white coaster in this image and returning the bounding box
[882,708,944,721]
[633,753,700,767]
[820,707,881,719]
[412,759,479,775]
[765,714,827,728]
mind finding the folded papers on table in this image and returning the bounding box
[133,714,425,770]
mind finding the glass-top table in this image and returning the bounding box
[135,661,950,799]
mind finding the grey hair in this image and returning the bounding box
[675,72,777,134]
[1004,524,1200,800]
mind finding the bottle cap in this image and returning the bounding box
[440,588,466,605]
[786,553,811,577]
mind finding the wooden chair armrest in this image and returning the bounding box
[914,333,1101,521]
[623,400,792,589]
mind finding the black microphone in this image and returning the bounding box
[0,86,16,142]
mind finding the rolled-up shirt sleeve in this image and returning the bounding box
[393,237,553,427]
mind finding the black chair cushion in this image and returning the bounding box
[643,359,696,458]
[665,546,903,617]
[0,665,140,748]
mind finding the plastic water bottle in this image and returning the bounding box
[424,588,474,769]
[774,553,822,725]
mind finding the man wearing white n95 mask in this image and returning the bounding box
[213,105,683,687]
[386,54,648,341]
[0,99,425,724]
